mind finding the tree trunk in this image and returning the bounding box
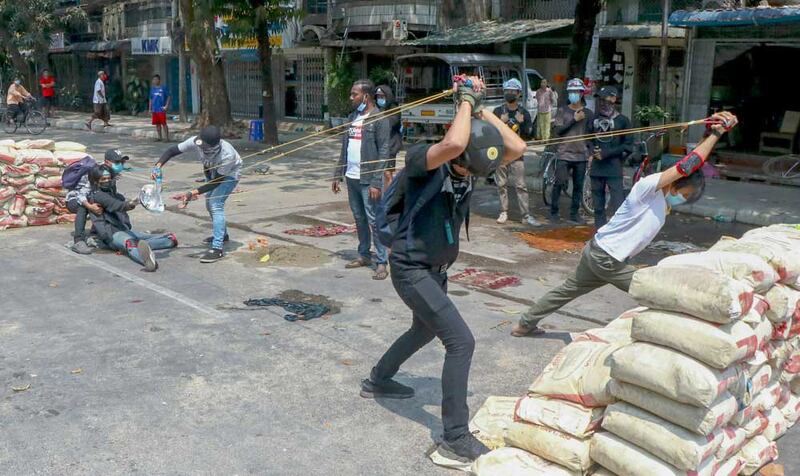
[566,0,602,80]
[253,2,279,145]
[179,0,232,129]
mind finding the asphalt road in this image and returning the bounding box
[1,128,796,475]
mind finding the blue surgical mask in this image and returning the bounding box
[665,191,687,207]
[568,93,581,104]
[376,98,386,108]
[111,162,125,174]
[356,101,367,113]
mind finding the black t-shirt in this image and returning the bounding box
[390,143,473,269]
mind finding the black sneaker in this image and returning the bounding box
[203,234,230,244]
[548,214,561,224]
[138,240,158,272]
[359,378,414,399]
[429,433,490,469]
[200,248,224,263]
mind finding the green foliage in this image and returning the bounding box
[0,0,86,58]
[327,55,355,117]
[634,105,671,124]
[124,76,150,115]
[58,83,82,110]
[210,0,300,45]
[368,65,395,88]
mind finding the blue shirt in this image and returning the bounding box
[149,86,169,113]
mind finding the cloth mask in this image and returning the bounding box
[504,92,518,103]
[111,163,125,174]
[599,102,616,117]
[201,144,222,160]
[568,93,581,104]
[665,191,687,207]
[376,98,386,108]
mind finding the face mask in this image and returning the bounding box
[111,162,125,174]
[504,92,518,103]
[376,98,386,108]
[201,144,222,159]
[356,101,367,113]
[665,191,687,207]
[14,80,21,85]
[599,101,616,117]
[568,93,581,104]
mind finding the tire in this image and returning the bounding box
[762,156,800,180]
[581,172,609,216]
[25,111,48,135]
[2,110,17,134]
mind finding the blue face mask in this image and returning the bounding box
[111,162,125,174]
[568,93,581,104]
[376,98,386,108]
[356,101,367,113]
[665,191,687,207]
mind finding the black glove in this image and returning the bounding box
[125,199,138,211]
[457,85,484,114]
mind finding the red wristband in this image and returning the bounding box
[676,150,706,177]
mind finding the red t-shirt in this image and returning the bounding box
[40,76,56,97]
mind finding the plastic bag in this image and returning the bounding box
[139,169,165,213]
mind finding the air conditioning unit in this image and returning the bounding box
[381,20,408,41]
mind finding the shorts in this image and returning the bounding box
[42,96,55,107]
[151,111,167,125]
[92,103,110,121]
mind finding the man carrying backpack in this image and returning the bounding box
[64,149,130,254]
[360,76,528,469]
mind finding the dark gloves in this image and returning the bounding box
[457,85,484,114]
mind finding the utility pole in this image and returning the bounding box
[659,0,671,113]
[172,0,187,122]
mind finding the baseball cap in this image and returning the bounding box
[596,86,619,98]
[105,149,129,163]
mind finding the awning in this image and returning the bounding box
[68,40,130,52]
[669,6,800,27]
[403,19,573,46]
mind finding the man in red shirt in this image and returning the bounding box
[39,69,56,120]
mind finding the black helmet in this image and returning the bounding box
[453,119,504,177]
[195,125,221,147]
[596,86,619,99]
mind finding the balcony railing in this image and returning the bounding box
[330,0,439,31]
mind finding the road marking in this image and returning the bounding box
[459,249,518,264]
[297,214,354,227]
[49,243,227,318]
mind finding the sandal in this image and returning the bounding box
[345,258,371,269]
[373,264,388,280]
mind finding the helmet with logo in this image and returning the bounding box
[502,78,523,91]
[452,119,504,177]
[566,78,587,92]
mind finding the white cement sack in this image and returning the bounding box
[515,395,603,438]
[778,393,800,424]
[610,343,742,407]
[779,350,800,384]
[791,377,799,395]
[713,456,745,476]
[529,340,626,407]
[741,225,800,287]
[749,316,774,351]
[504,421,591,473]
[609,380,737,436]
[711,234,800,289]
[628,266,754,323]
[571,326,632,344]
[741,411,769,438]
[658,251,778,293]
[761,407,789,441]
[737,435,779,476]
[590,468,618,476]
[469,396,519,449]
[764,284,800,323]
[53,141,87,152]
[601,402,722,470]
[590,432,683,476]
[630,310,757,369]
[767,337,800,370]
[19,139,55,150]
[753,382,786,413]
[471,447,580,476]
[53,150,89,164]
[0,145,20,166]
[749,364,773,396]
[715,426,747,461]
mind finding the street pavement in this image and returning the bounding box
[1,127,797,475]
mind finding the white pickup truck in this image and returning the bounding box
[396,53,543,142]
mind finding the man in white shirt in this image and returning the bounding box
[86,70,112,130]
[512,111,738,337]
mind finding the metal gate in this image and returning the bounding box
[224,51,262,118]
[284,52,324,121]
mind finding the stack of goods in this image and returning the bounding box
[593,224,800,476]
[0,139,88,230]
[470,224,799,476]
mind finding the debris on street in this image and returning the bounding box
[449,268,521,290]
[244,297,330,322]
[516,226,595,252]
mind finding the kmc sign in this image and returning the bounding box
[132,37,173,55]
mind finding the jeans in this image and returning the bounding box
[66,199,88,243]
[111,230,176,265]
[371,264,475,441]
[590,176,624,229]
[205,175,239,250]
[520,240,636,327]
[495,158,530,217]
[551,160,586,218]
[346,177,388,264]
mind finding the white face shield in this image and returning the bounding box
[139,183,165,213]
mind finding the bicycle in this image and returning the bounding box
[541,146,572,206]
[762,154,800,180]
[2,98,48,135]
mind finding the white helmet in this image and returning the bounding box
[502,78,523,91]
[566,78,587,92]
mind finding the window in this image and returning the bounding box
[306,0,327,14]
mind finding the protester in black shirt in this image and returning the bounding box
[360,76,528,469]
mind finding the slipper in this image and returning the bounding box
[345,258,371,269]
[373,265,388,280]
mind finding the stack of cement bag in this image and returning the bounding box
[470,224,800,476]
[593,224,800,476]
[0,139,88,230]
[470,312,636,475]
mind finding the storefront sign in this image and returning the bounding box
[132,37,173,55]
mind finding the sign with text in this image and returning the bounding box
[132,37,173,55]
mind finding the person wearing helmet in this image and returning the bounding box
[493,78,539,227]
[586,86,633,228]
[512,111,738,337]
[360,76,527,469]
[153,125,242,263]
[549,78,593,224]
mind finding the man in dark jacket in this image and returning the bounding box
[375,84,402,187]
[87,165,177,271]
[587,86,633,228]
[332,79,392,280]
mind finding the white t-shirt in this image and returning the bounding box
[93,79,106,104]
[345,113,367,179]
[178,136,242,179]
[594,172,668,262]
